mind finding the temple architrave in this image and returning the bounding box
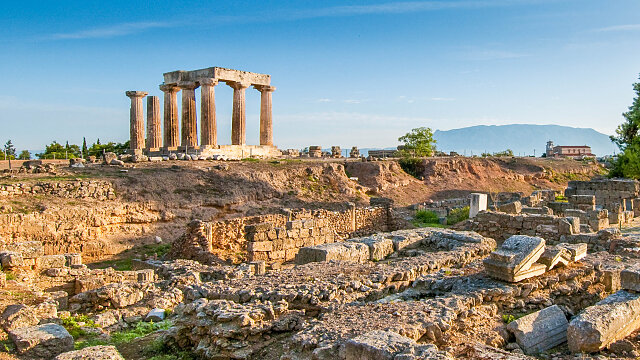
[125,67,280,159]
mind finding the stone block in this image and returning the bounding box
[286,220,302,230]
[249,261,266,275]
[537,247,571,271]
[248,241,273,252]
[1,305,38,332]
[37,255,66,270]
[284,248,299,261]
[345,330,416,360]
[391,235,423,251]
[295,242,369,265]
[0,252,23,268]
[484,235,545,276]
[145,308,165,322]
[353,237,394,261]
[64,253,82,267]
[507,305,568,354]
[603,268,621,292]
[7,241,45,258]
[498,201,522,214]
[54,345,125,360]
[470,193,488,218]
[568,290,640,353]
[557,243,587,262]
[244,223,272,233]
[137,269,155,282]
[9,323,73,358]
[621,265,640,292]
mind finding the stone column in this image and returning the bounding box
[146,96,161,151]
[159,84,180,150]
[229,81,251,146]
[125,91,148,150]
[178,81,199,149]
[255,85,276,146]
[199,78,218,148]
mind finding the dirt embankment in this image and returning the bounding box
[0,157,605,262]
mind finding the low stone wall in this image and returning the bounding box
[461,211,581,243]
[0,180,115,200]
[170,206,396,264]
[565,179,639,211]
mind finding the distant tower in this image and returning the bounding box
[546,141,554,157]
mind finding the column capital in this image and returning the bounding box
[227,81,251,90]
[159,84,179,93]
[177,81,199,90]
[199,78,218,87]
[125,91,148,98]
[254,85,276,93]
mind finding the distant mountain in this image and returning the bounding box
[433,124,618,157]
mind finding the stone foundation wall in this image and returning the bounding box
[565,179,640,210]
[462,211,580,243]
[170,206,396,264]
[0,180,115,200]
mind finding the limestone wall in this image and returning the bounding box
[565,179,640,210]
[463,211,580,243]
[0,180,115,200]
[170,206,395,264]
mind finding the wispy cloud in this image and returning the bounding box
[593,24,640,33]
[290,0,547,19]
[316,98,332,103]
[47,21,174,40]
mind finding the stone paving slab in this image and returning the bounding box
[9,323,73,358]
[621,265,640,292]
[295,242,369,264]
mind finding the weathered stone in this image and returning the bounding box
[499,201,522,214]
[568,290,640,353]
[353,237,394,261]
[137,269,155,282]
[621,265,640,292]
[556,243,587,262]
[1,305,39,332]
[0,251,23,268]
[37,255,67,270]
[250,261,266,275]
[537,246,571,271]
[54,345,125,360]
[145,308,166,322]
[9,323,73,358]
[470,193,488,218]
[295,242,369,264]
[345,330,416,360]
[64,253,83,267]
[507,305,568,354]
[483,235,546,282]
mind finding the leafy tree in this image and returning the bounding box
[611,75,640,178]
[18,150,31,160]
[87,140,130,157]
[3,140,16,160]
[398,127,436,157]
[37,141,81,159]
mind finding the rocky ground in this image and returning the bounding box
[0,156,615,359]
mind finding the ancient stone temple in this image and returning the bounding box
[126,67,280,159]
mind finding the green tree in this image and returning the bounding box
[87,140,130,157]
[398,127,436,157]
[18,150,31,160]
[3,140,16,159]
[82,137,88,159]
[611,75,640,178]
[36,141,81,159]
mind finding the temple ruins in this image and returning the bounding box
[126,67,280,159]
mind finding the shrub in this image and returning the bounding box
[446,206,469,225]
[415,210,440,224]
[398,157,423,179]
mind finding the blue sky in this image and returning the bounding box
[1,0,640,152]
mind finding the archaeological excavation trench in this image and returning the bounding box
[1,159,640,359]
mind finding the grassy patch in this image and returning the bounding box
[145,338,195,360]
[140,243,171,258]
[4,271,15,281]
[555,194,568,202]
[75,320,172,350]
[412,209,446,228]
[61,314,99,339]
[94,258,133,271]
[446,206,469,225]
[502,314,516,324]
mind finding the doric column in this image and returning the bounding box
[146,96,161,151]
[199,78,218,148]
[125,91,148,150]
[178,81,199,148]
[228,81,251,145]
[255,85,276,146]
[159,84,180,149]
